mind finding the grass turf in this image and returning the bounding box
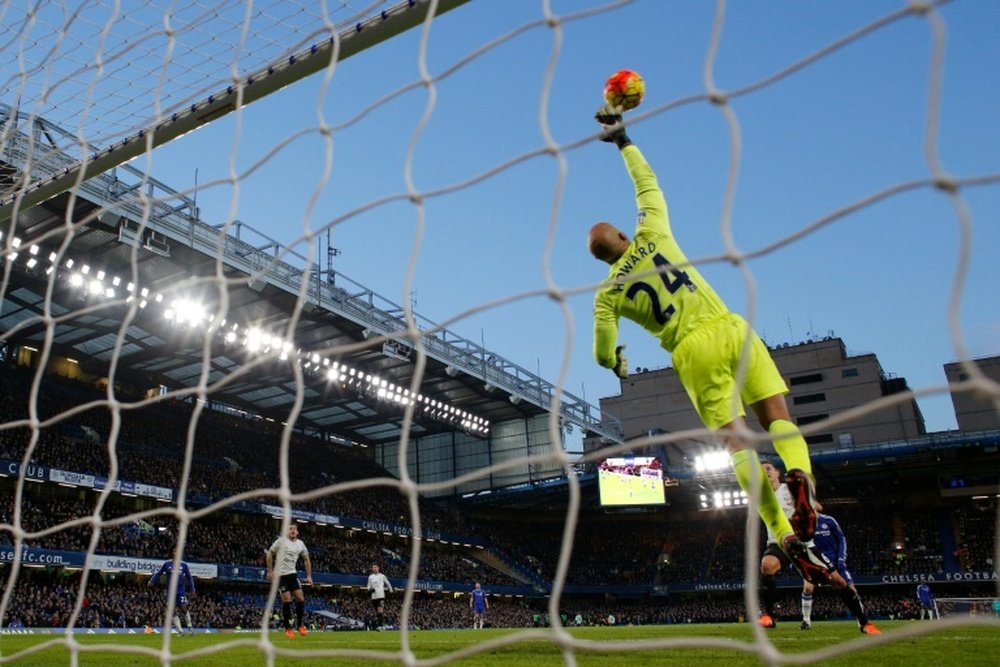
[2,621,999,666]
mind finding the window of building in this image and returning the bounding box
[841,368,859,378]
[793,392,826,405]
[790,373,824,386]
[797,414,828,426]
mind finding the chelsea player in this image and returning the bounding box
[470,582,489,629]
[148,554,196,635]
[801,512,880,633]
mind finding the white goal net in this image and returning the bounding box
[1,0,999,665]
[937,598,999,617]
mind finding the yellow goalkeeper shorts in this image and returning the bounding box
[671,312,788,430]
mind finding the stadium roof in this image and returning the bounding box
[0,104,622,448]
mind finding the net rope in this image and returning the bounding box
[0,0,999,665]
[0,0,386,146]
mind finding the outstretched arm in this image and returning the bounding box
[149,562,166,587]
[595,107,669,236]
[620,145,669,235]
[594,297,627,379]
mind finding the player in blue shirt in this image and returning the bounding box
[757,464,879,634]
[917,583,938,620]
[148,557,196,635]
[470,582,489,629]
[799,513,879,633]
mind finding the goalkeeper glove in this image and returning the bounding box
[595,105,631,149]
[613,344,629,380]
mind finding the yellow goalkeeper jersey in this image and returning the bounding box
[593,144,728,369]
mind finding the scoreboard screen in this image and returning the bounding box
[597,456,666,507]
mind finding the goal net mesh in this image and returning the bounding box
[937,598,998,617]
[1,0,998,664]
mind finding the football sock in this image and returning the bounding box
[185,611,193,629]
[295,600,304,628]
[761,575,777,616]
[801,592,813,624]
[769,419,812,475]
[839,588,869,626]
[282,602,292,629]
[173,616,183,633]
[731,449,794,540]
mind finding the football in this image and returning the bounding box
[604,69,645,111]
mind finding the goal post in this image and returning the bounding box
[936,598,1000,618]
[0,0,471,224]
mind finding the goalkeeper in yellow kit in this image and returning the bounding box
[589,107,836,586]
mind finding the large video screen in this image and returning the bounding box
[597,456,666,507]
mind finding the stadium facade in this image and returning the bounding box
[584,336,927,465]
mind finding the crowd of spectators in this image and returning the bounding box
[468,516,665,586]
[0,570,537,631]
[0,367,454,530]
[656,525,711,584]
[0,366,994,596]
[5,570,994,630]
[953,502,996,572]
[899,509,946,574]
[1,492,517,586]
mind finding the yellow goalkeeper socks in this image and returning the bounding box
[769,419,812,476]
[730,449,794,540]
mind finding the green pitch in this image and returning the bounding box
[2,622,998,666]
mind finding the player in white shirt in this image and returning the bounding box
[266,524,313,638]
[757,463,877,634]
[366,563,394,631]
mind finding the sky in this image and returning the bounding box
[100,0,1000,442]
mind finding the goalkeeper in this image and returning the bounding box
[589,107,835,585]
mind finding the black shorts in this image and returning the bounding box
[371,598,386,611]
[278,573,301,594]
[763,543,791,570]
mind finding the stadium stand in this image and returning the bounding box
[2,366,999,630]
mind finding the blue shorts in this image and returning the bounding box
[173,593,189,607]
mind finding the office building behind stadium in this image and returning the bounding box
[584,336,930,465]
